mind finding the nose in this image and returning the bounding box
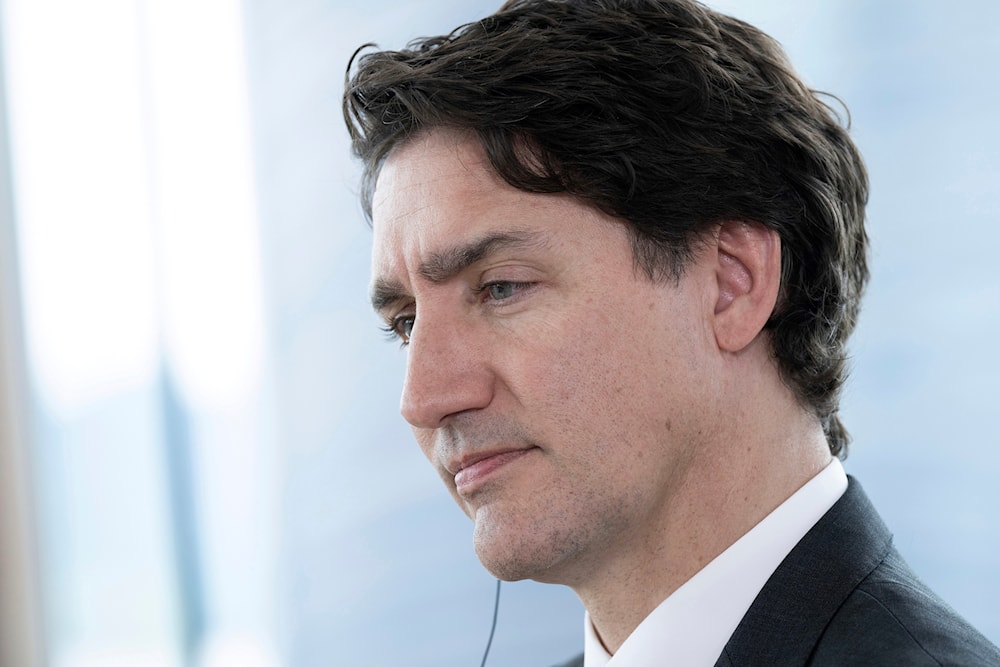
[399,312,494,429]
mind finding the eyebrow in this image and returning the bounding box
[370,229,548,313]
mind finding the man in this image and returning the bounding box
[344,0,1000,664]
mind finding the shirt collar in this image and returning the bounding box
[583,458,848,667]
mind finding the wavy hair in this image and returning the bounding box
[344,0,870,456]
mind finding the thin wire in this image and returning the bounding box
[480,579,502,667]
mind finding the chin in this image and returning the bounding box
[471,507,582,584]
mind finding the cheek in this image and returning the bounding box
[513,316,636,441]
[526,297,691,451]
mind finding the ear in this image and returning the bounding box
[712,220,781,353]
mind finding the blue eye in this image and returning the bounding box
[380,315,414,346]
[396,316,415,338]
[486,282,517,300]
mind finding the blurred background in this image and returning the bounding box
[0,0,997,665]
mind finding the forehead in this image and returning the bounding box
[368,130,638,313]
[370,131,550,281]
[372,131,504,248]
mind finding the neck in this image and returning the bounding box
[574,368,831,654]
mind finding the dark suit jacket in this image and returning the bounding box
[554,478,1000,666]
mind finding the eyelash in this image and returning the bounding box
[380,319,413,348]
[380,280,535,347]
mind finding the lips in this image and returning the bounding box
[451,448,533,494]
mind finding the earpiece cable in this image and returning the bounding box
[480,579,501,667]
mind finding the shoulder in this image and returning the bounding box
[717,478,1000,666]
[810,547,1000,666]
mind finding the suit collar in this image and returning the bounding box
[715,476,893,666]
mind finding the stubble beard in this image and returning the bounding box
[469,486,632,586]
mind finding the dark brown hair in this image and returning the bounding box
[344,0,869,456]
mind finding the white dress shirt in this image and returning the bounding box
[583,458,848,667]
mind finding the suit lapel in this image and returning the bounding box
[714,477,893,666]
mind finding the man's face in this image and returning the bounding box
[370,130,723,586]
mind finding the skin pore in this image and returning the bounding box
[370,129,832,653]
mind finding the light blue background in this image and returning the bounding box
[241,1,1000,664]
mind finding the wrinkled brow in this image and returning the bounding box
[370,229,548,313]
